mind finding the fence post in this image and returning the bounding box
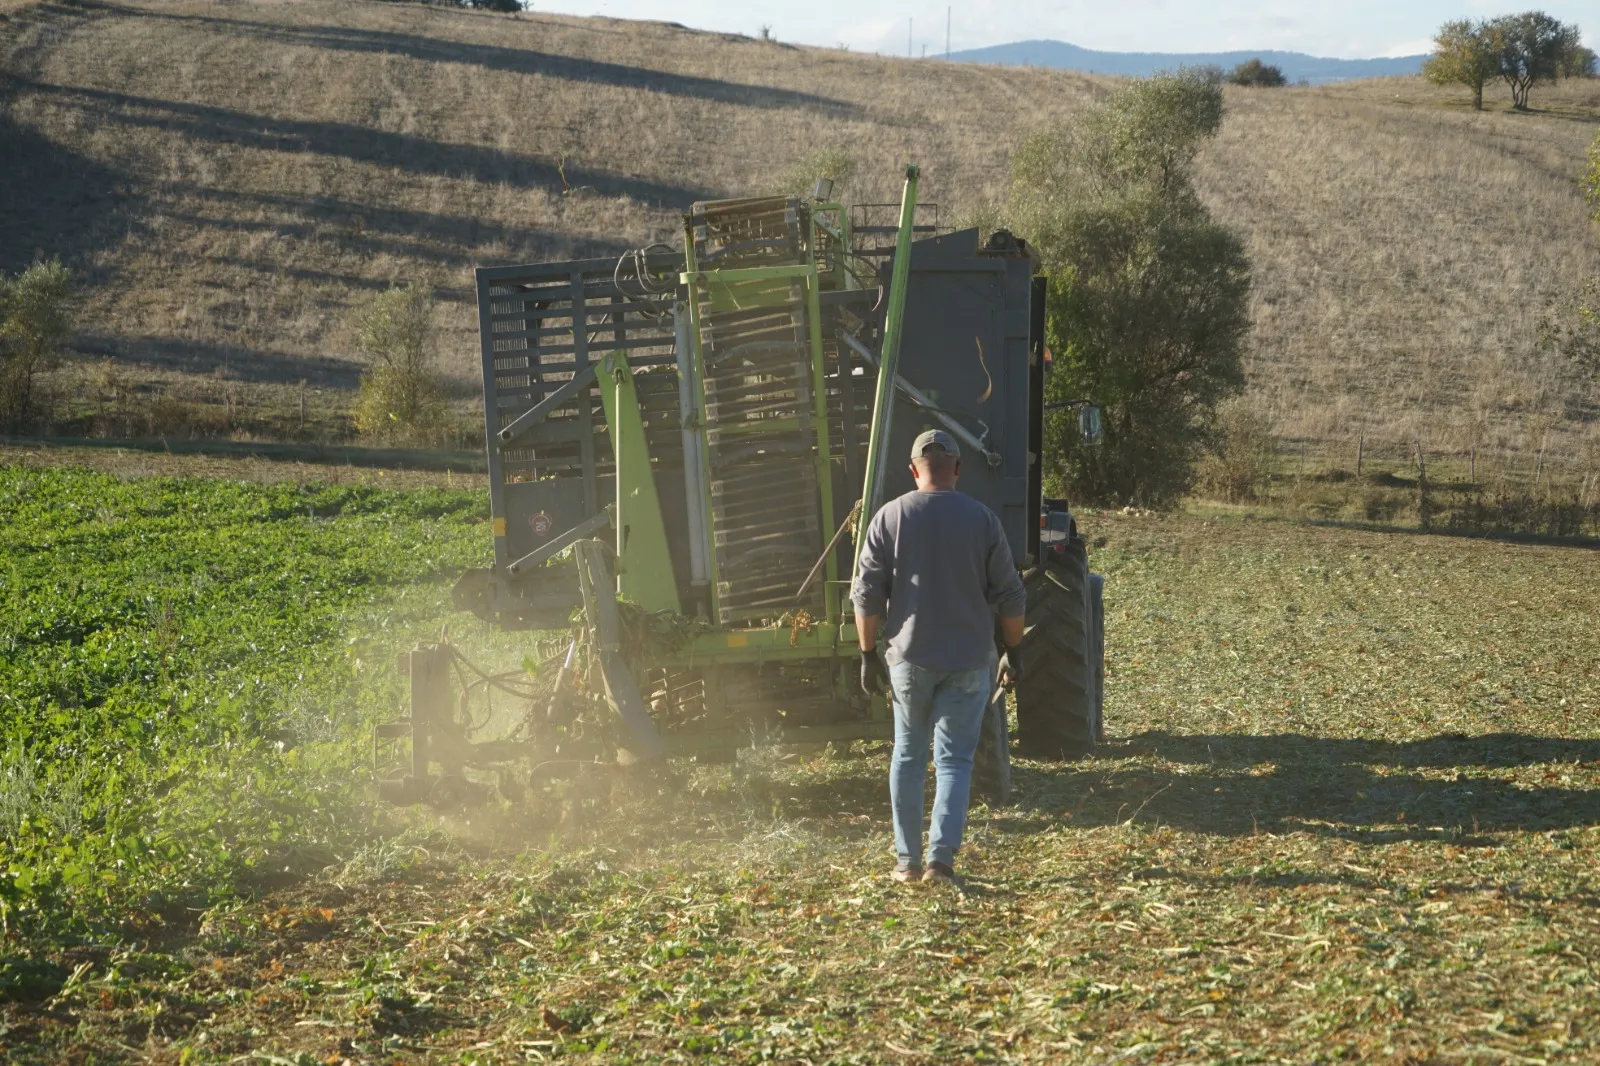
[1356,435,1364,479]
[1415,437,1431,532]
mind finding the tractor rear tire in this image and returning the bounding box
[1089,572,1106,742]
[972,693,1012,806]
[1015,536,1097,759]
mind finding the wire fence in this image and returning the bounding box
[1252,433,1600,539]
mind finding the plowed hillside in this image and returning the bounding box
[2,0,1597,460]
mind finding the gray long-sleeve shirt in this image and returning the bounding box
[850,489,1027,671]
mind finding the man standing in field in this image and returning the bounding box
[852,429,1026,886]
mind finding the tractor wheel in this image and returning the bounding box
[1015,535,1097,759]
[1089,572,1106,742]
[972,692,1012,806]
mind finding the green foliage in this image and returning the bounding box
[773,146,856,200]
[0,467,489,941]
[1487,11,1585,109]
[1007,68,1251,508]
[1423,18,1500,110]
[0,260,73,431]
[1195,400,1277,501]
[1015,65,1226,206]
[1564,44,1599,77]
[1227,58,1287,87]
[351,283,448,446]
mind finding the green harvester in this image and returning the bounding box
[377,166,1105,808]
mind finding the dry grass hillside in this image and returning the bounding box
[2,0,1598,469]
[1197,75,1600,469]
[0,0,1101,437]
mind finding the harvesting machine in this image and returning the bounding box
[377,166,1105,807]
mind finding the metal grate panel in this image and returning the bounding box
[476,256,686,588]
[689,197,826,623]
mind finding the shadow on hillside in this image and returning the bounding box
[772,730,1600,846]
[208,258,403,296]
[24,82,716,207]
[1122,731,1600,769]
[76,334,363,388]
[94,4,854,116]
[1300,516,1600,551]
[160,184,619,272]
[0,105,139,277]
[1503,102,1600,125]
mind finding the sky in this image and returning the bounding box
[533,1,1598,59]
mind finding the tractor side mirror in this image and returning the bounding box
[1078,405,1103,446]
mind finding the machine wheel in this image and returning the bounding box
[1015,535,1097,759]
[1089,572,1106,742]
[972,691,1012,806]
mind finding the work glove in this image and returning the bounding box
[860,648,889,696]
[998,645,1024,688]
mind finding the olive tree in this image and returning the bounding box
[0,260,73,430]
[1423,18,1500,110]
[774,146,856,200]
[351,283,448,445]
[1563,44,1598,78]
[1006,68,1251,508]
[1228,58,1287,87]
[1489,11,1584,109]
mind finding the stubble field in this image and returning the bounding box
[3,463,1600,1063]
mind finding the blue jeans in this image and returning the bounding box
[888,658,994,870]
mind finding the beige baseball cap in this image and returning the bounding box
[910,428,960,458]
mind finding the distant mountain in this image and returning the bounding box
[947,40,1425,85]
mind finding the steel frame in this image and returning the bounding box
[383,168,1020,801]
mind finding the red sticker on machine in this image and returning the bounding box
[530,512,553,537]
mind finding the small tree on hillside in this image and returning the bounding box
[1489,11,1584,109]
[1007,68,1252,508]
[0,260,73,431]
[1228,58,1287,87]
[774,146,856,200]
[1424,18,1500,110]
[1196,399,1277,501]
[352,283,448,446]
[1561,44,1598,78]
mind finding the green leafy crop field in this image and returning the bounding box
[3,469,1600,1064]
[0,468,489,952]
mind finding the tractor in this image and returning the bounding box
[377,166,1105,808]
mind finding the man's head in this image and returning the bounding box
[909,429,961,490]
